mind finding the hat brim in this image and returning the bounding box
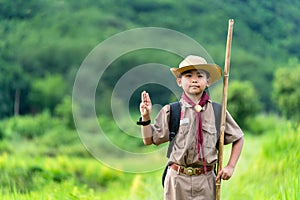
[170,64,222,85]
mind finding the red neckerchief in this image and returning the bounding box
[182,91,210,172]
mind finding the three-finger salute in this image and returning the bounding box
[140,91,152,120]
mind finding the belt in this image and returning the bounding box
[170,164,214,176]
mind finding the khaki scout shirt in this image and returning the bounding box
[151,98,244,166]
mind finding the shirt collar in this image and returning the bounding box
[180,98,212,111]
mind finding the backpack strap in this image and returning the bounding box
[212,102,222,140]
[162,101,181,187]
[166,101,181,158]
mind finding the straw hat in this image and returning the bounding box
[170,55,222,85]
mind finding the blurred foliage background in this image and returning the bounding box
[1,0,300,122]
[1,0,300,199]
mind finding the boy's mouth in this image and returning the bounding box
[190,85,200,88]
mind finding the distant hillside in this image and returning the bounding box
[1,0,300,117]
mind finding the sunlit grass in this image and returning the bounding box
[221,123,300,200]
[0,117,298,199]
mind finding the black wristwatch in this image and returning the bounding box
[136,117,151,126]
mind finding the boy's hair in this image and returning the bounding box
[178,69,210,79]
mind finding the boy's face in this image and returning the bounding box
[176,69,210,96]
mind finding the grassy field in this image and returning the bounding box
[0,114,299,199]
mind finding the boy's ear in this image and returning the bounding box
[176,78,182,87]
[206,77,211,87]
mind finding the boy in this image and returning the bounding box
[138,55,244,199]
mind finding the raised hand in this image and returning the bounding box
[139,91,152,119]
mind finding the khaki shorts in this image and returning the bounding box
[164,167,216,200]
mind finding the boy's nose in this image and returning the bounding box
[192,78,198,83]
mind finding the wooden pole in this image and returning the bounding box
[215,19,234,200]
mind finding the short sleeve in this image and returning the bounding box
[224,111,244,145]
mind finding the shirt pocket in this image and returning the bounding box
[174,124,189,149]
[202,123,217,150]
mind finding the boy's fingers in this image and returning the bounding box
[216,171,223,181]
[141,91,145,102]
[146,92,151,104]
[141,91,148,103]
[142,91,152,106]
[216,170,231,181]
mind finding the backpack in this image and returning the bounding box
[161,101,222,187]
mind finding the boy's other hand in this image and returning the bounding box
[216,165,234,181]
[140,91,152,119]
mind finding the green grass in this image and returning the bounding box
[0,115,299,199]
[97,121,299,200]
[221,123,300,200]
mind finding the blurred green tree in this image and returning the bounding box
[227,81,261,128]
[0,0,44,19]
[0,63,29,118]
[55,95,74,129]
[29,74,66,113]
[272,66,300,121]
